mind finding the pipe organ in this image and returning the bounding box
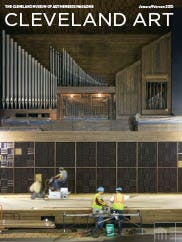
[50,46,107,87]
[1,30,57,110]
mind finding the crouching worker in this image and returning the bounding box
[110,187,130,236]
[92,186,108,230]
[29,174,45,199]
[49,167,68,191]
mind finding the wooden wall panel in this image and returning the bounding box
[142,33,171,114]
[0,168,13,192]
[116,61,141,118]
[2,131,182,143]
[56,142,75,167]
[0,136,181,193]
[76,168,96,193]
[158,142,177,167]
[158,168,177,192]
[76,142,96,167]
[97,142,116,167]
[35,142,54,167]
[118,142,136,167]
[138,168,157,193]
[14,168,34,193]
[142,34,171,75]
[14,142,34,167]
[117,168,136,192]
[138,142,157,167]
[178,169,182,192]
[97,168,116,192]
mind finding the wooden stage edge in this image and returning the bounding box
[0,194,182,225]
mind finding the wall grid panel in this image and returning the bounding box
[0,135,181,193]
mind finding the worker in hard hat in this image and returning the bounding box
[110,187,130,235]
[92,186,108,230]
[49,167,68,191]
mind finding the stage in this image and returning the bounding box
[0,194,182,225]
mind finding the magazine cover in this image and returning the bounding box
[0,0,182,240]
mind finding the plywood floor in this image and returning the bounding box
[0,194,182,210]
[0,194,182,224]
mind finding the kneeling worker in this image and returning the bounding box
[92,186,108,230]
[110,187,130,235]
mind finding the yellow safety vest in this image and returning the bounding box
[112,193,124,210]
[92,193,103,210]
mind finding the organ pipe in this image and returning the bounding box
[1,30,57,110]
[50,46,107,87]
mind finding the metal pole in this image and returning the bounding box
[13,42,18,109]
[6,34,10,108]
[2,30,6,109]
[34,60,38,108]
[17,45,21,108]
[24,51,28,109]
[37,62,41,108]
[21,48,25,108]
[28,54,32,108]
[9,38,14,108]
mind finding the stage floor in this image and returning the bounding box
[0,194,182,224]
[1,193,182,210]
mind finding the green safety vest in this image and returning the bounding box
[92,193,103,210]
[112,193,124,210]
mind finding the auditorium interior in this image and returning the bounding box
[0,0,182,241]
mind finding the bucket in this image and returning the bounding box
[106,224,114,237]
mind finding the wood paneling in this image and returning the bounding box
[35,142,54,167]
[138,142,157,167]
[97,168,116,192]
[158,142,177,167]
[178,169,182,192]
[15,142,34,167]
[76,168,96,193]
[76,142,96,167]
[0,134,182,193]
[0,168,13,192]
[142,33,171,114]
[14,168,34,193]
[116,61,141,117]
[138,168,157,193]
[56,142,75,167]
[158,168,177,192]
[117,168,136,193]
[118,142,136,167]
[142,34,171,75]
[97,142,116,167]
[3,131,182,142]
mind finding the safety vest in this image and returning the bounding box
[92,193,103,210]
[112,193,124,210]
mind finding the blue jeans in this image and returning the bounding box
[111,209,123,235]
[52,179,67,190]
[96,215,104,230]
